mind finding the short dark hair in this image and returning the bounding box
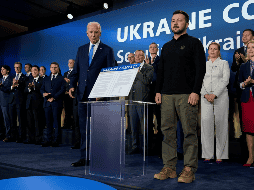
[149,42,158,49]
[40,66,46,71]
[50,62,59,67]
[173,10,189,23]
[14,62,22,68]
[2,65,11,73]
[243,29,254,36]
[25,63,32,68]
[32,65,40,71]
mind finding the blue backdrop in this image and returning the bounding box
[0,0,253,75]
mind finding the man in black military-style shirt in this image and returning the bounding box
[154,10,206,183]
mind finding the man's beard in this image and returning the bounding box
[172,26,186,34]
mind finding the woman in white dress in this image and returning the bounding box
[200,42,230,163]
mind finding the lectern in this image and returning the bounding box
[83,100,155,180]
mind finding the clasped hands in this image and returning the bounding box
[242,76,254,88]
[204,94,216,103]
[43,92,54,102]
[235,52,247,64]
[28,82,35,89]
[12,78,19,88]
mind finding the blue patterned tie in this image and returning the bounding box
[15,74,19,80]
[89,44,95,66]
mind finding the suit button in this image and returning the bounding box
[87,70,89,72]
[85,80,86,81]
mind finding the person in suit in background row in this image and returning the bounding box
[39,66,47,79]
[128,50,154,154]
[0,65,12,142]
[63,59,74,129]
[128,53,135,64]
[40,62,66,147]
[69,21,116,167]
[24,63,32,78]
[231,29,254,164]
[9,62,27,143]
[24,65,44,145]
[71,87,80,149]
[238,40,254,167]
[146,42,162,157]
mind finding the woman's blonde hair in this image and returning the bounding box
[207,42,222,60]
[246,40,254,60]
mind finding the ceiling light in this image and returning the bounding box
[103,3,109,9]
[67,14,73,19]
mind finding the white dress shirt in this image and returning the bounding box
[51,73,58,81]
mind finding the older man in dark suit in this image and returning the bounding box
[0,65,12,142]
[9,62,28,143]
[40,62,66,147]
[128,50,154,154]
[24,65,44,144]
[63,59,74,129]
[69,22,116,167]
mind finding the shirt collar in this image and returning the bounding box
[172,33,188,41]
[52,73,58,78]
[34,76,39,80]
[90,39,100,48]
[69,68,73,71]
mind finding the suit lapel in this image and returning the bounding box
[246,61,251,79]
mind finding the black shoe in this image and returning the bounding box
[41,142,51,147]
[71,143,80,149]
[51,142,59,147]
[71,159,88,167]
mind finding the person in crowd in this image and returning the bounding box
[9,62,27,143]
[24,65,44,145]
[39,66,47,78]
[228,70,238,140]
[154,10,206,183]
[128,50,154,154]
[200,42,230,163]
[71,87,80,149]
[24,63,32,78]
[238,40,254,167]
[40,62,66,147]
[128,53,135,64]
[0,65,12,142]
[63,59,74,129]
[232,29,254,164]
[69,22,115,167]
[145,42,162,157]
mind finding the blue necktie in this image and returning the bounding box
[89,44,95,66]
[15,74,19,80]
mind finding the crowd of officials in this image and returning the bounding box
[0,10,254,184]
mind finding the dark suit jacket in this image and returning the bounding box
[238,60,254,103]
[9,73,27,105]
[231,46,246,89]
[63,70,72,92]
[149,55,160,83]
[129,63,154,102]
[0,75,12,107]
[40,74,66,108]
[69,41,115,101]
[25,77,44,109]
